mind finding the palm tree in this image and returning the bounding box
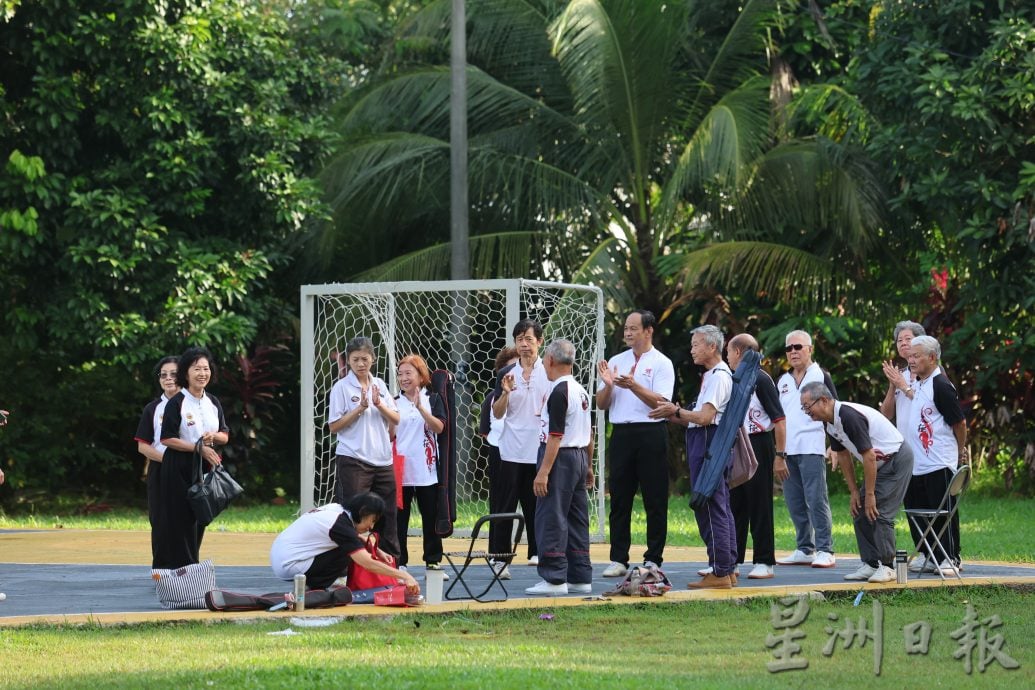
[319,0,886,334]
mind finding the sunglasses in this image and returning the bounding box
[784,344,806,353]
[159,372,178,379]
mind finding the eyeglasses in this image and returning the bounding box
[801,398,820,414]
[785,344,806,353]
[159,372,178,379]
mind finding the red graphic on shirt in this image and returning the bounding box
[917,405,935,455]
[748,408,764,434]
[423,427,437,470]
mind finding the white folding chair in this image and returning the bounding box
[905,464,970,582]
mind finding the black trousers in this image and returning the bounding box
[607,423,669,566]
[486,443,503,548]
[488,460,538,559]
[729,430,776,566]
[396,484,444,566]
[306,547,350,589]
[334,455,401,558]
[904,466,961,565]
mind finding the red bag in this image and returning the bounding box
[374,585,420,607]
[392,440,405,510]
[346,532,399,590]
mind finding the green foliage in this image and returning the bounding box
[0,0,354,498]
[841,0,1035,490]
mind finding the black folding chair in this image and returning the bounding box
[905,464,970,582]
[443,513,525,602]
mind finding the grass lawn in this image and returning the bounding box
[2,493,1032,563]
[0,587,1031,688]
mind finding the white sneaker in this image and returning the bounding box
[748,564,774,579]
[844,563,878,581]
[697,566,713,576]
[776,549,814,565]
[398,564,408,572]
[867,565,895,583]
[811,551,836,568]
[568,582,592,594]
[525,580,567,595]
[908,555,927,573]
[937,559,959,576]
[643,560,660,570]
[490,559,511,580]
[527,555,539,565]
[602,561,627,577]
[733,564,741,577]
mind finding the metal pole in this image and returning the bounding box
[450,0,469,280]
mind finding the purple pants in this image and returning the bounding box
[686,426,737,577]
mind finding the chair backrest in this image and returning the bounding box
[948,463,971,498]
[470,512,525,553]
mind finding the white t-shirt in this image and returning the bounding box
[778,362,836,455]
[892,365,914,438]
[270,503,366,579]
[175,390,222,445]
[908,367,965,475]
[327,372,396,466]
[395,391,443,487]
[688,361,732,428]
[598,346,674,423]
[496,359,552,464]
[826,401,904,463]
[539,375,592,448]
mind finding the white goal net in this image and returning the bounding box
[300,279,607,539]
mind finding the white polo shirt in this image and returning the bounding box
[599,346,674,424]
[270,503,366,579]
[826,401,904,463]
[539,375,592,448]
[908,367,965,475]
[778,362,836,455]
[327,371,396,466]
[496,359,552,464]
[892,365,914,438]
[688,360,732,428]
[745,371,784,435]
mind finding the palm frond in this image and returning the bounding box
[683,0,775,126]
[349,231,543,282]
[550,0,690,209]
[784,83,877,146]
[660,241,851,311]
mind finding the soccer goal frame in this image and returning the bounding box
[300,279,607,540]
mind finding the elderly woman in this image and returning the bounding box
[393,353,447,573]
[327,336,401,556]
[155,347,230,569]
[134,355,180,567]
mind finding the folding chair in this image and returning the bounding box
[443,513,525,602]
[905,464,971,582]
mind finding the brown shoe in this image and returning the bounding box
[687,573,732,590]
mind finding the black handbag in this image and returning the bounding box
[187,439,244,526]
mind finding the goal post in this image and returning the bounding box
[299,279,608,540]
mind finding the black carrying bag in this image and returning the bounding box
[187,439,244,527]
[205,586,353,612]
[430,369,457,536]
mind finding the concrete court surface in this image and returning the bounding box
[1,528,1033,626]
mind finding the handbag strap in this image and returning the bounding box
[193,439,206,483]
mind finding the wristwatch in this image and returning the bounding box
[775,451,787,459]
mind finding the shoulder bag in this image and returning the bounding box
[187,439,244,527]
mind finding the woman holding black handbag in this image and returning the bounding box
[155,346,230,569]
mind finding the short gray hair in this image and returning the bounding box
[691,325,724,352]
[909,335,941,359]
[785,329,812,347]
[544,338,576,366]
[800,381,832,402]
[893,320,925,342]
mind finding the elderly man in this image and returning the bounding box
[651,325,735,589]
[799,382,914,583]
[726,334,787,580]
[776,330,837,568]
[904,335,967,575]
[596,310,675,577]
[525,339,594,596]
[880,321,926,436]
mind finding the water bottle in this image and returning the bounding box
[293,573,306,612]
[895,550,908,584]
